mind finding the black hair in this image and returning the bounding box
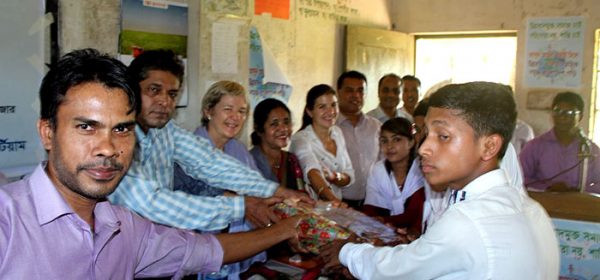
[378,73,402,90]
[300,84,336,131]
[552,91,584,112]
[251,98,291,146]
[336,70,367,90]
[413,98,430,117]
[381,117,417,173]
[39,48,139,128]
[428,82,516,158]
[126,49,185,87]
[401,75,421,86]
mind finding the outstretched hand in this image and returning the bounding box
[274,186,315,205]
[244,196,282,228]
[320,234,361,275]
[280,214,309,254]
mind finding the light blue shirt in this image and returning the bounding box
[174,125,265,280]
[109,121,278,231]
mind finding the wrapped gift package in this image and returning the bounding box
[273,200,399,254]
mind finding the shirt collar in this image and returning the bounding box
[451,169,509,204]
[135,120,176,142]
[31,162,74,226]
[135,124,147,142]
[31,162,121,231]
[337,112,365,126]
[195,125,236,150]
[195,126,216,147]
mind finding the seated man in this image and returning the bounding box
[109,50,309,233]
[322,82,558,279]
[520,91,600,193]
[0,49,301,279]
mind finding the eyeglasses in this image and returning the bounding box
[552,107,581,117]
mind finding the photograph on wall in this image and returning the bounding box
[119,0,189,107]
[524,16,584,88]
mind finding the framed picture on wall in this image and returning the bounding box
[118,0,189,107]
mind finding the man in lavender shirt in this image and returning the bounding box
[520,91,600,193]
[0,49,300,279]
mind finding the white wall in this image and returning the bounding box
[390,0,600,135]
[58,0,392,135]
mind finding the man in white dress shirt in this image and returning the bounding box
[399,75,421,118]
[367,74,413,122]
[322,82,559,279]
[335,70,382,209]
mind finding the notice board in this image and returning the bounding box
[0,0,47,178]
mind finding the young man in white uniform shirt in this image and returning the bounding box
[322,82,559,279]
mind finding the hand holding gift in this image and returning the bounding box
[272,199,401,254]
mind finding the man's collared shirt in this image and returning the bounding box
[109,121,278,231]
[520,129,600,193]
[336,113,381,200]
[340,169,559,280]
[0,164,223,279]
[366,106,413,123]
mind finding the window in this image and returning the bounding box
[591,29,600,143]
[415,34,517,96]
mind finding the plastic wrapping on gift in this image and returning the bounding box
[273,202,350,254]
[273,201,400,254]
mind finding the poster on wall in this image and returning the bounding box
[119,0,189,107]
[524,16,584,88]
[248,26,292,109]
[553,218,600,279]
[0,0,46,177]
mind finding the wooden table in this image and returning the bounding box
[528,191,600,223]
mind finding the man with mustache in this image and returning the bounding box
[0,49,302,279]
[322,82,559,279]
[335,70,382,209]
[109,50,310,233]
[367,73,413,122]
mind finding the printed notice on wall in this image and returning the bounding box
[0,1,46,177]
[524,16,584,88]
[211,21,241,74]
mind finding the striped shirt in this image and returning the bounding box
[109,121,278,231]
